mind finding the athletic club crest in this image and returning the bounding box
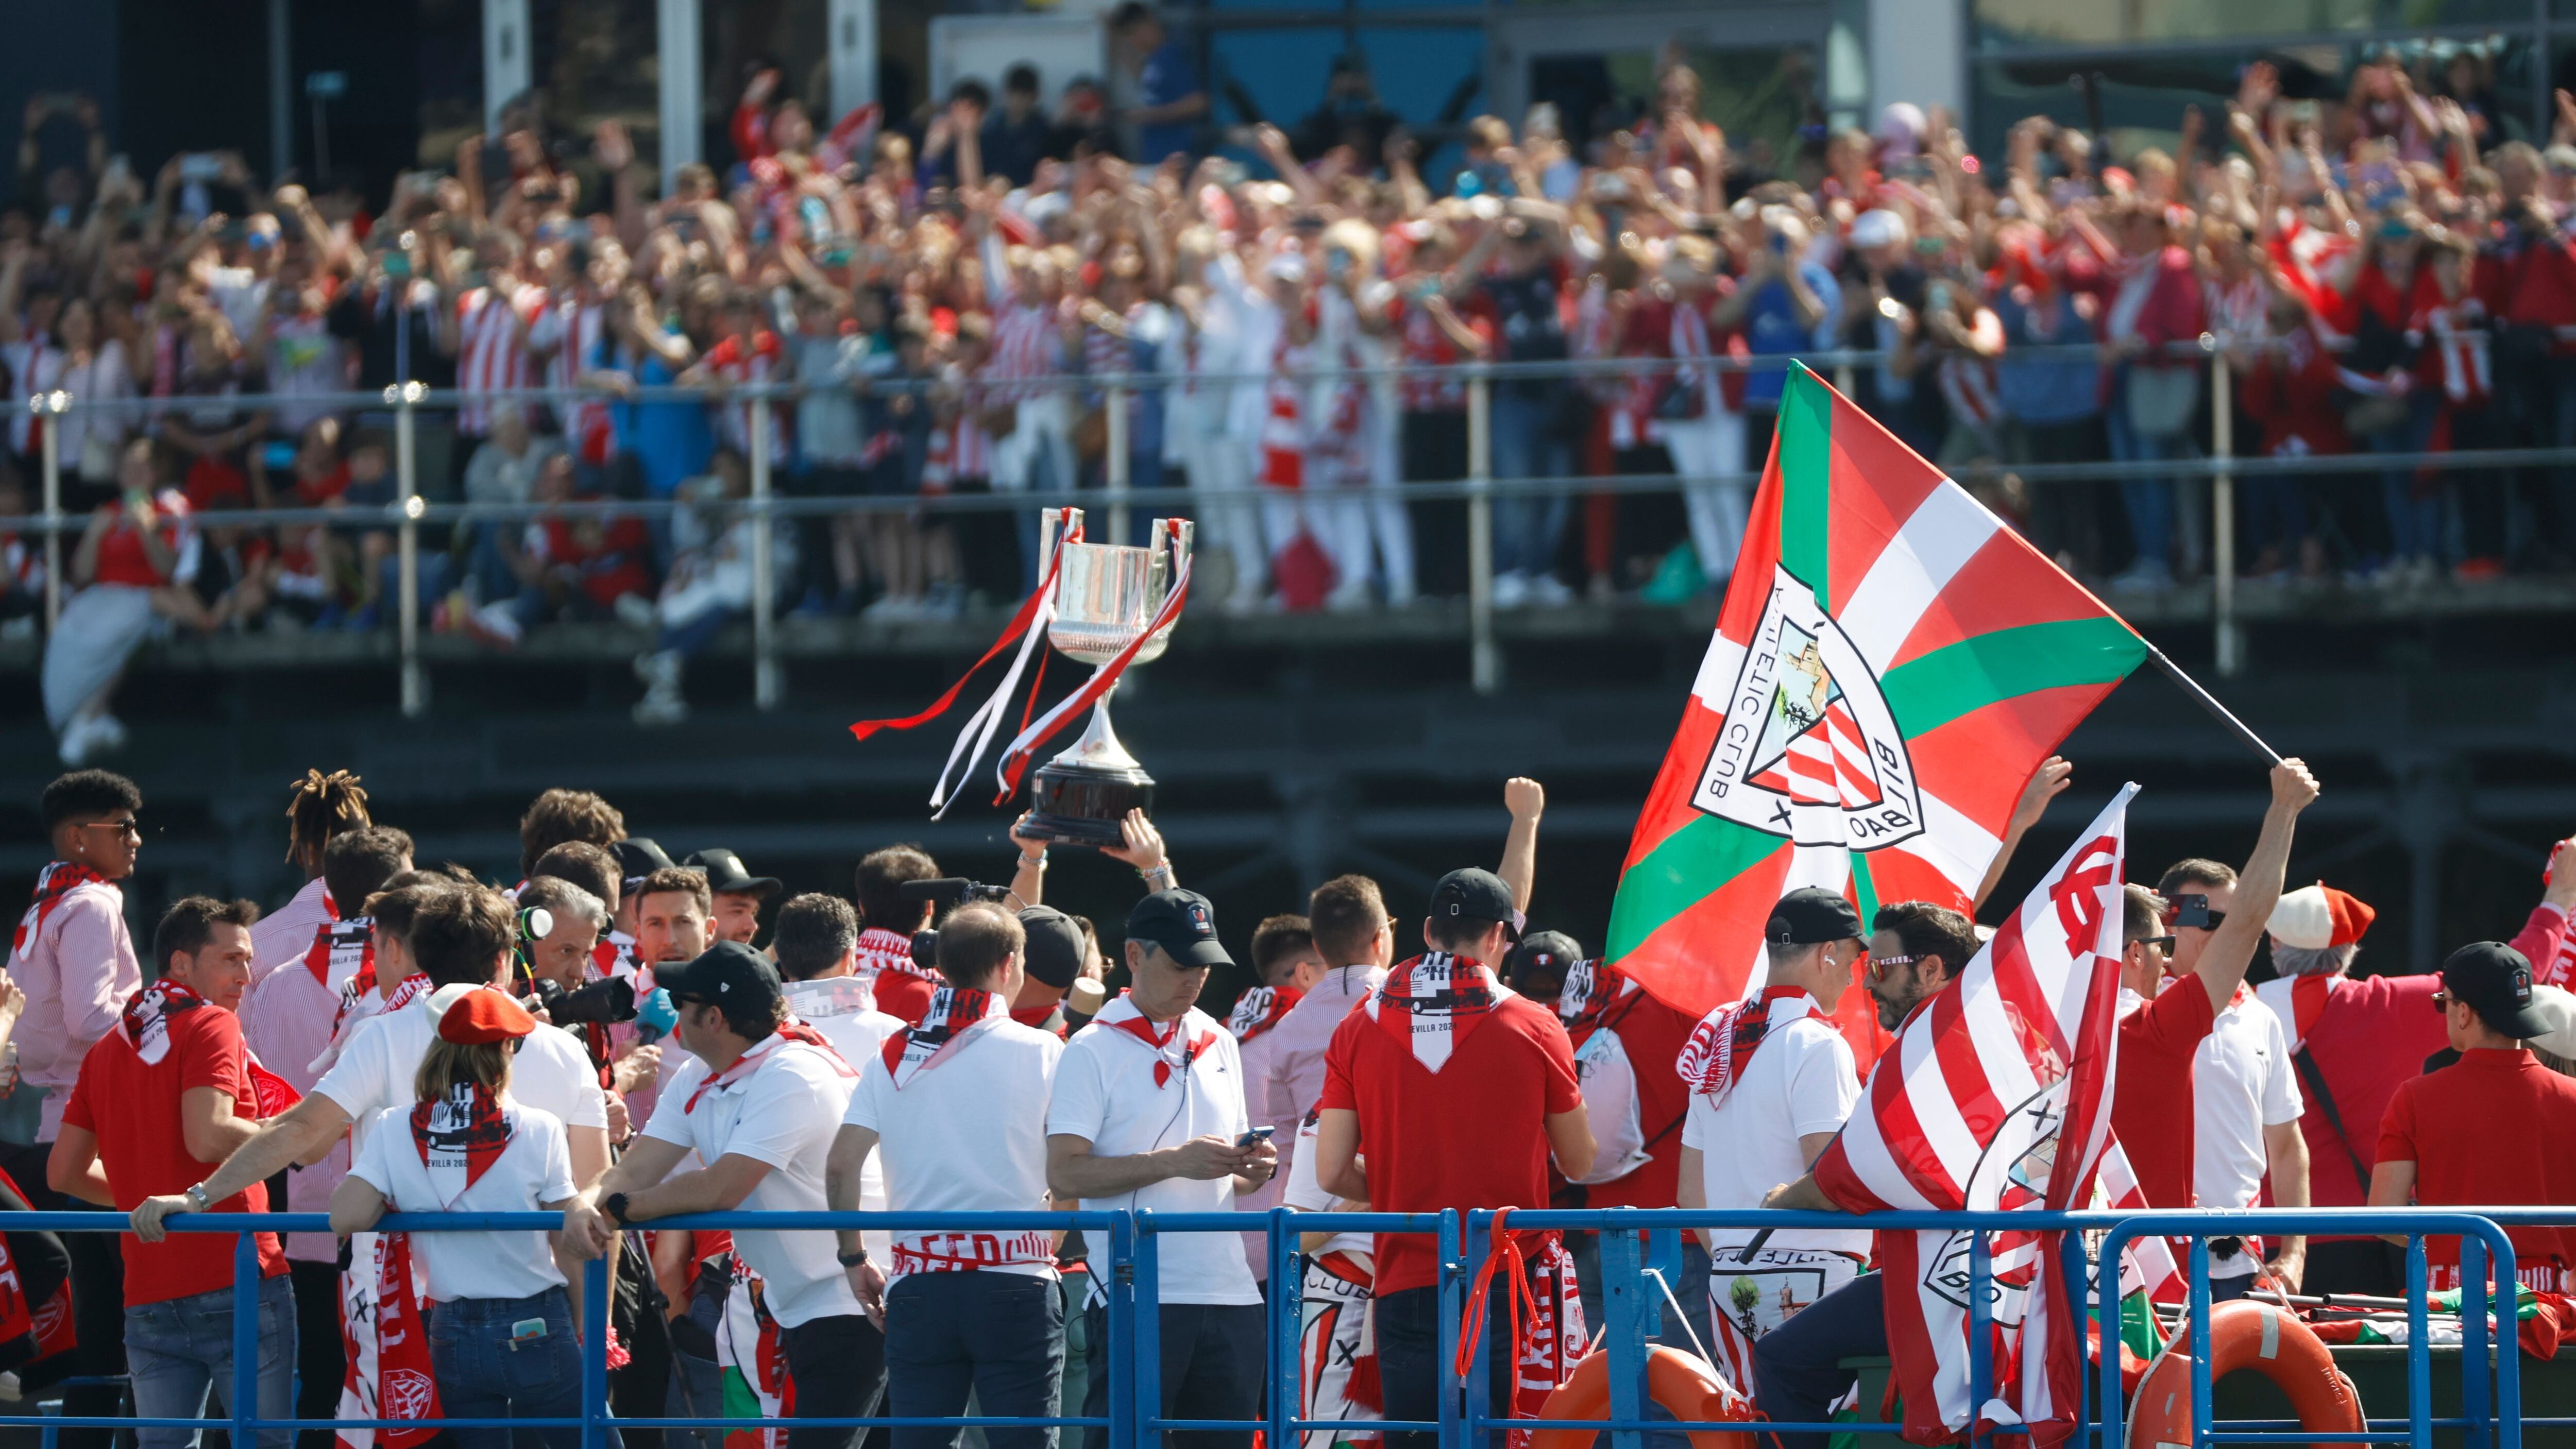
[382,1368,436,1421]
[1694,564,1925,851]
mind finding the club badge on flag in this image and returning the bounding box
[1604,364,2148,1072]
[1812,783,2139,1447]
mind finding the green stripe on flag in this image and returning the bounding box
[1878,617,2148,738]
[1777,366,1833,607]
[1607,814,1786,960]
[1850,851,1883,926]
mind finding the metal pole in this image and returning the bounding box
[231,1231,258,1449]
[1466,374,1498,695]
[267,0,292,177]
[2210,350,2241,677]
[750,399,781,711]
[1108,1214,1137,1449]
[1968,1230,1992,1449]
[1107,382,1132,547]
[581,1254,609,1449]
[1135,1216,1163,1449]
[39,393,62,631]
[1436,1211,1463,1449]
[2406,1235,2431,1449]
[2188,1236,2212,1449]
[1267,1208,1295,1449]
[1602,1224,1646,1449]
[395,384,426,718]
[2462,1233,2490,1449]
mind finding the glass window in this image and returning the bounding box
[536,0,665,174]
[703,0,830,172]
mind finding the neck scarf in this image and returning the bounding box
[245,1048,302,1118]
[1555,958,1639,1045]
[304,915,376,991]
[122,979,207,1066]
[1093,991,1217,1088]
[12,860,110,966]
[1676,986,1826,1107]
[1226,984,1303,1046]
[409,1081,516,1209]
[1366,953,1501,1073]
[882,986,1006,1089]
[686,1022,855,1113]
[311,971,432,1077]
[359,1232,445,1449]
[858,926,939,982]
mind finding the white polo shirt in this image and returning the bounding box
[1680,1016,1868,1259]
[1279,1109,1369,1262]
[315,989,609,1163]
[2193,990,2303,1276]
[843,1016,1061,1281]
[1048,1008,1262,1306]
[347,1099,577,1303]
[787,977,907,1262]
[646,1037,862,1328]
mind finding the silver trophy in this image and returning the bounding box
[1020,510,1192,846]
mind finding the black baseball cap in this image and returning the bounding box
[2441,941,2553,1040]
[1767,887,1863,946]
[655,940,784,1012]
[1019,905,1085,990]
[684,847,782,899]
[612,837,677,888]
[1429,868,1526,940]
[1504,930,1583,988]
[1126,889,1233,970]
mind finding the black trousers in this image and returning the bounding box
[1750,1270,1884,1449]
[2303,1239,2407,1299]
[1376,1281,1529,1449]
[286,1259,345,1449]
[885,1271,1064,1449]
[1079,1301,1263,1449]
[779,1312,887,1449]
[1,1139,125,1449]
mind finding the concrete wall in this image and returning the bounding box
[1867,0,1964,125]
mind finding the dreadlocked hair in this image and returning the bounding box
[285,770,372,866]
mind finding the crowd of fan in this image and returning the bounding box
[15,36,2576,731]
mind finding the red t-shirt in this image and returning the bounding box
[1317,991,1582,1295]
[2378,1049,2576,1274]
[2110,978,2217,1210]
[2281,974,2448,1208]
[871,972,936,1028]
[1572,993,1697,1211]
[61,1005,289,1305]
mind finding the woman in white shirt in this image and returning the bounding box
[331,985,583,1449]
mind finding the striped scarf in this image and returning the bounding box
[1365,953,1500,1073]
[1675,986,1828,1107]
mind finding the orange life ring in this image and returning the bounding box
[2126,1300,2363,1449]
[1527,1345,1760,1449]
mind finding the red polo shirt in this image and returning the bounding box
[62,1003,288,1305]
[1317,988,1582,1295]
[2111,978,2218,1210]
[2379,1048,2576,1277]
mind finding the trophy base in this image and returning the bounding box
[1021,759,1157,848]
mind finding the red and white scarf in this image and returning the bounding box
[122,979,207,1066]
[409,1082,517,1209]
[1092,991,1218,1089]
[312,971,432,1076]
[1676,986,1829,1107]
[12,860,110,966]
[342,1231,443,1449]
[1555,958,1639,1045]
[304,915,375,991]
[1226,984,1302,1046]
[880,986,1006,1089]
[857,927,938,988]
[685,1024,856,1114]
[1364,953,1501,1073]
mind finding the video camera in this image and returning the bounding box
[897,878,1015,971]
[528,974,637,1027]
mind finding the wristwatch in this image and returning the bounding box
[600,1192,632,1226]
[182,1184,212,1213]
[837,1247,871,1268]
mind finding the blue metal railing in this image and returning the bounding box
[0,1205,2547,1449]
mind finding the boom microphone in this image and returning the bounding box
[898,878,1014,905]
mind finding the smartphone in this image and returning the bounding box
[2171,892,2221,930]
[382,250,412,281]
[263,440,298,470]
[179,152,224,183]
[1235,1127,1275,1149]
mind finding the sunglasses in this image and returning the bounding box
[79,820,141,840]
[2430,991,2454,1011]
[2136,935,2177,953]
[1867,953,1918,976]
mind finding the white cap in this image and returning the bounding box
[1877,103,1927,158]
[1850,209,1908,251]
[2531,984,2576,1059]
[2269,886,2334,950]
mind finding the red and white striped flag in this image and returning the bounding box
[1813,783,2137,1447]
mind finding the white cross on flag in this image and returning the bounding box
[1812,783,2138,1446]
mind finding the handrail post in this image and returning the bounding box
[1107,381,1132,547]
[582,1253,609,1449]
[2406,1234,2431,1449]
[2187,1236,2212,1449]
[1109,1213,1138,1449]
[1136,1213,1162,1449]
[1437,1211,1464,1449]
[1466,373,1498,695]
[2096,1226,2125,1449]
[2209,343,2241,677]
[750,397,781,711]
[1602,1220,1646,1449]
[2056,1232,2093,1446]
[2462,1232,2490,1449]
[1968,1229,1992,1449]
[39,391,63,632]
[1462,1210,1492,1449]
[231,1229,259,1449]
[395,383,427,718]
[1267,1207,1295,1449]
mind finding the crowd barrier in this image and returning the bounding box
[0,1204,2548,1449]
[13,337,2573,710]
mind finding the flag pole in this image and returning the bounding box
[2147,647,2281,765]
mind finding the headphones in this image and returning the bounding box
[513,906,556,979]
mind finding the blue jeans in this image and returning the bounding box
[2105,382,2183,573]
[1489,391,1570,578]
[124,1271,296,1449]
[424,1286,598,1449]
[2363,394,2442,564]
[886,1270,1064,1449]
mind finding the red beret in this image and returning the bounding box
[434,986,537,1045]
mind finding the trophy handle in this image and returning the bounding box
[1157,516,1194,600]
[1041,506,1084,566]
